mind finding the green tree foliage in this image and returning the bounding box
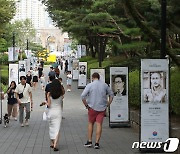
[0,38,8,53]
[42,0,180,66]
[3,19,36,51]
[0,0,16,36]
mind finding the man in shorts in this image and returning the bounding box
[81,73,114,149]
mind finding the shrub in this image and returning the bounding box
[0,83,8,93]
[129,70,140,108]
[170,67,180,115]
[0,54,8,64]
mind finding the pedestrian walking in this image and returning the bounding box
[40,59,44,68]
[81,73,114,149]
[47,79,64,151]
[32,67,39,89]
[38,65,43,78]
[64,60,68,73]
[55,66,60,78]
[48,67,56,78]
[66,71,72,92]
[26,71,32,87]
[7,81,18,121]
[15,76,33,127]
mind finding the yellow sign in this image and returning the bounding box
[47,54,56,62]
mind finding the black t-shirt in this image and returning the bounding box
[45,83,52,93]
[7,87,17,105]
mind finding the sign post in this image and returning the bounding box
[78,62,87,89]
[109,67,130,127]
[72,59,79,80]
[140,59,169,152]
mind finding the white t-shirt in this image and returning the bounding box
[15,83,32,103]
[33,70,38,76]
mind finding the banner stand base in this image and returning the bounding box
[109,122,130,128]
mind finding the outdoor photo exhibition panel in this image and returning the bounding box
[141,59,169,144]
[72,59,79,80]
[90,69,105,82]
[109,67,129,127]
[19,60,27,82]
[26,58,30,72]
[78,62,87,88]
[9,64,19,86]
[8,47,19,61]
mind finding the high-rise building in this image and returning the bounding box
[13,0,68,51]
[13,0,52,29]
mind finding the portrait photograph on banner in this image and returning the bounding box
[19,60,26,81]
[9,64,19,85]
[141,59,169,144]
[109,67,129,126]
[78,62,87,88]
[90,69,105,82]
[72,59,79,80]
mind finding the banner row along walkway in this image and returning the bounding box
[0,66,169,154]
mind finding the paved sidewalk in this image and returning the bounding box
[0,65,156,154]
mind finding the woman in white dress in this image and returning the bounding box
[47,79,64,151]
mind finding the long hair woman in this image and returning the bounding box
[7,81,18,120]
[47,79,64,151]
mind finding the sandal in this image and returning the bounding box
[50,145,53,148]
[54,147,59,151]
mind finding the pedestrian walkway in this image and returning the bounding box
[0,65,158,154]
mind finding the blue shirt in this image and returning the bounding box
[81,80,114,111]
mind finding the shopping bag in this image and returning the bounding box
[43,112,47,121]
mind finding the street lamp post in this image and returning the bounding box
[161,0,166,58]
[13,32,15,61]
[27,39,29,50]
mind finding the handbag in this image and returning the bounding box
[43,106,49,121]
[18,84,26,99]
[43,112,47,121]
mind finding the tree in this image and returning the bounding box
[3,19,36,51]
[0,0,16,36]
[43,0,180,66]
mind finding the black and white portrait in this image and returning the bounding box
[19,64,25,72]
[143,71,166,103]
[112,75,126,96]
[79,65,86,75]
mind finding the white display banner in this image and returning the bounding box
[141,59,169,143]
[72,59,79,80]
[68,58,73,71]
[90,69,105,82]
[81,45,86,56]
[78,62,87,88]
[8,47,19,61]
[25,50,32,58]
[9,64,19,85]
[77,45,81,58]
[26,59,30,72]
[19,60,27,81]
[110,67,129,123]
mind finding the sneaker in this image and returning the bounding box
[84,141,92,147]
[14,117,17,121]
[94,143,100,149]
[21,123,24,127]
[25,120,29,126]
